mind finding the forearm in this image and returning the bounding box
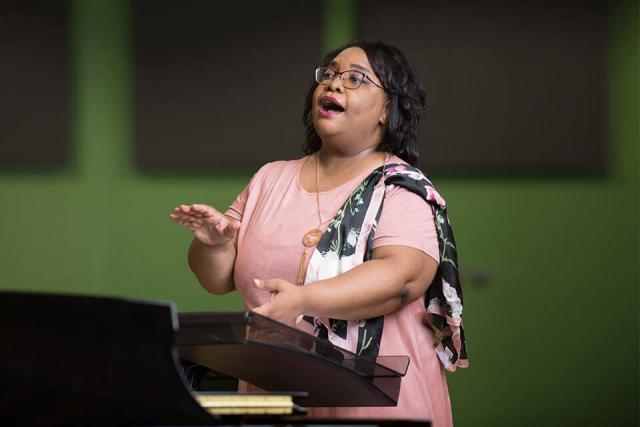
[253,246,435,325]
[188,238,237,295]
[301,258,412,320]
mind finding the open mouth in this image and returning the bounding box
[319,96,345,114]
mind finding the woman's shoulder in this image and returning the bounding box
[260,157,307,172]
[387,154,408,165]
[250,156,308,186]
[382,156,446,209]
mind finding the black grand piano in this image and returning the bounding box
[0,292,428,426]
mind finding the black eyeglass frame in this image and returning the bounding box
[314,66,385,90]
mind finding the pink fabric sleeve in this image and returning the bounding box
[224,165,266,221]
[372,186,440,263]
[225,185,247,221]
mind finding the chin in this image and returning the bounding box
[315,126,340,141]
[313,119,341,140]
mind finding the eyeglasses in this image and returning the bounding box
[314,67,384,90]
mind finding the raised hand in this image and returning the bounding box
[169,204,240,247]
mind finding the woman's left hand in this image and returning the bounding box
[252,278,306,326]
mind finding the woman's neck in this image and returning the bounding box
[299,147,388,193]
[312,148,388,193]
[317,146,385,177]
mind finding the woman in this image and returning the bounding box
[170,40,467,426]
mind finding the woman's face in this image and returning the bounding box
[312,47,388,154]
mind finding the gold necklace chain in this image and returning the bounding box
[297,152,389,285]
[315,152,322,227]
[314,152,334,228]
[298,154,325,284]
[300,154,326,250]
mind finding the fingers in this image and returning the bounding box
[170,204,221,218]
[191,203,223,219]
[169,205,193,223]
[169,212,191,225]
[253,278,284,293]
[169,204,227,226]
[175,204,194,215]
[170,204,241,248]
[252,299,297,327]
[253,304,269,317]
[169,210,203,227]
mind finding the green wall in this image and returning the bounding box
[0,0,637,426]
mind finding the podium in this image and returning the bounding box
[0,292,425,426]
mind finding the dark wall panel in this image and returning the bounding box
[135,1,322,171]
[361,0,606,173]
[0,0,69,166]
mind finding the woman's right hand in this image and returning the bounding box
[169,204,240,247]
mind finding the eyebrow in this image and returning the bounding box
[329,60,373,74]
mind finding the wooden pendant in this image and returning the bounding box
[302,228,323,247]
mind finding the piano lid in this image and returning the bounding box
[0,291,216,426]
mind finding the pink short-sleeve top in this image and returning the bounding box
[224,155,452,426]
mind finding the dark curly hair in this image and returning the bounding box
[302,40,426,165]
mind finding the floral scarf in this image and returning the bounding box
[302,162,468,372]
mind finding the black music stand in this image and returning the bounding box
[177,311,409,407]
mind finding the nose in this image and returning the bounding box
[326,73,344,92]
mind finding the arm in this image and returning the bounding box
[187,225,237,295]
[170,204,240,295]
[253,245,438,324]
